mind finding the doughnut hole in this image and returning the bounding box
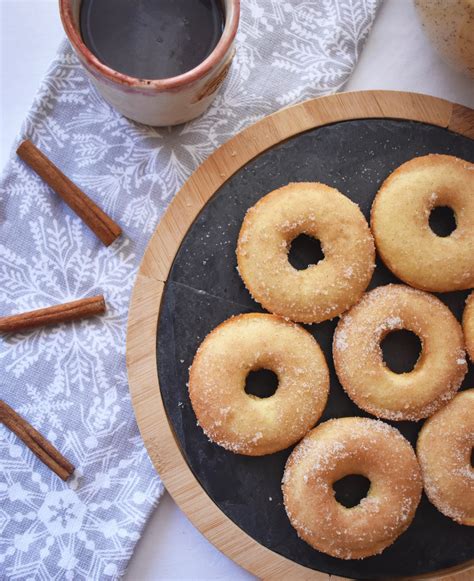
[288,233,324,270]
[429,205,457,237]
[333,474,371,508]
[381,329,422,374]
[245,369,278,398]
[471,448,474,467]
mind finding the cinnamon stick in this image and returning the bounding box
[17,140,122,246]
[0,400,74,480]
[0,295,106,333]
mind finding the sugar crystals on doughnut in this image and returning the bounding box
[236,182,375,323]
[371,154,474,292]
[282,417,422,559]
[463,292,474,362]
[417,389,474,526]
[333,284,467,421]
[189,313,329,456]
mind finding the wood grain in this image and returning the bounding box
[448,104,474,139]
[126,91,473,580]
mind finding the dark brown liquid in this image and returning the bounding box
[80,0,225,80]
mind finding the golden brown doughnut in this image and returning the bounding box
[417,389,474,525]
[282,417,422,559]
[237,182,375,324]
[333,284,467,421]
[371,154,474,292]
[463,292,474,362]
[189,313,329,456]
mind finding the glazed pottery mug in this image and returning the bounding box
[59,0,240,126]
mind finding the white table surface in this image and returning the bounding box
[1,1,472,579]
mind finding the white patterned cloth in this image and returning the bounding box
[0,1,380,578]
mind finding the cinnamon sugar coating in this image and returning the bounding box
[417,389,474,526]
[333,284,467,421]
[371,154,474,292]
[189,313,329,456]
[237,182,375,324]
[463,292,474,362]
[282,417,422,559]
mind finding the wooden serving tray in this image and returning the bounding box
[126,91,474,580]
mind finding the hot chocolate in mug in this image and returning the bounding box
[60,0,240,126]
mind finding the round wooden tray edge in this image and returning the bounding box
[126,90,474,581]
[127,273,328,580]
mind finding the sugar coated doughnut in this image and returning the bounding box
[282,417,422,559]
[333,284,467,421]
[237,182,375,323]
[371,154,474,292]
[417,389,474,525]
[463,292,474,362]
[189,313,329,456]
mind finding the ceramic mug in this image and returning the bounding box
[59,0,240,126]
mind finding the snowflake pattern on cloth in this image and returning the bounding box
[0,1,380,578]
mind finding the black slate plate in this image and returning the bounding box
[157,119,474,580]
